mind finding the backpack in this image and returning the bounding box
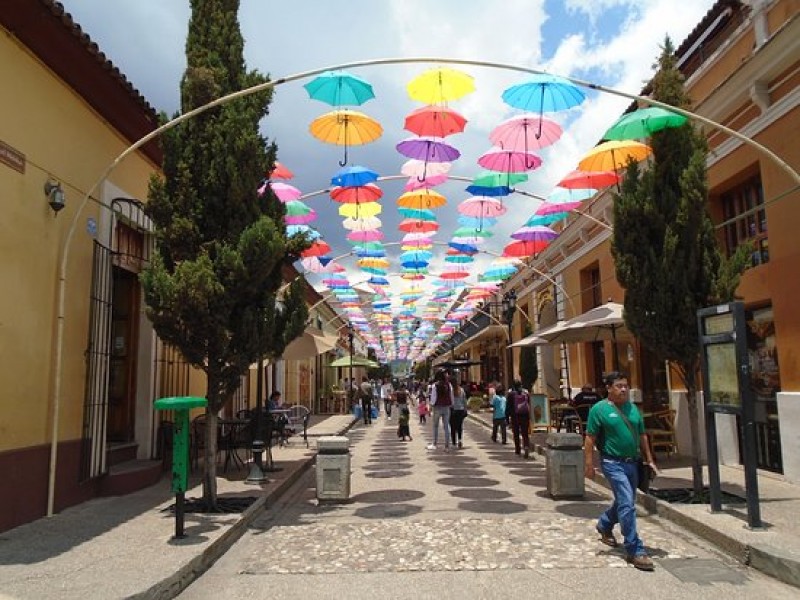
[513,391,531,415]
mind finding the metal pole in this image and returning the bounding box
[348,327,354,411]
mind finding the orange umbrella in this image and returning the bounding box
[577,140,652,172]
[309,109,383,166]
[301,240,332,257]
[396,189,447,209]
[269,162,294,180]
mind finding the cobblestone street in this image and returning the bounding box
[180,416,798,599]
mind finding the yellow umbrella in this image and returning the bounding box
[577,140,652,172]
[396,189,447,209]
[358,257,390,269]
[309,109,383,166]
[401,242,433,251]
[407,67,475,104]
[339,201,381,218]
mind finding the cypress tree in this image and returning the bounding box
[141,0,308,508]
[612,38,749,497]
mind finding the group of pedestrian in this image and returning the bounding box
[489,380,531,458]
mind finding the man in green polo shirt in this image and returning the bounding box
[584,371,657,571]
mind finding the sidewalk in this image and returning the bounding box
[468,410,800,588]
[0,415,357,600]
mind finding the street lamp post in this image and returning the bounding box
[502,290,517,390]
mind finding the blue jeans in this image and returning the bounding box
[432,406,451,447]
[598,458,645,557]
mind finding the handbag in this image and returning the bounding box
[608,401,655,493]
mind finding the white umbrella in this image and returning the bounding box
[282,331,338,361]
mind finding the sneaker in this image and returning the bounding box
[458,441,463,449]
[444,445,451,452]
[627,554,654,571]
[523,448,530,459]
[596,526,618,548]
[426,444,437,451]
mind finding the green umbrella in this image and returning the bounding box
[603,106,688,141]
[472,171,528,188]
[328,355,379,368]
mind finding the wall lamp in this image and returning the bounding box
[44,179,66,214]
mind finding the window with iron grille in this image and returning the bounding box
[720,175,768,266]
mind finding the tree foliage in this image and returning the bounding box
[140,0,308,506]
[612,38,749,495]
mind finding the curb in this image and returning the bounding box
[136,417,358,600]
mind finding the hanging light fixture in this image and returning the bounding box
[44,179,65,214]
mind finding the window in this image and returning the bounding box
[720,175,768,265]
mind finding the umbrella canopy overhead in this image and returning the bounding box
[328,355,379,368]
[282,331,338,360]
[490,114,563,153]
[303,70,375,107]
[330,165,379,187]
[558,169,620,190]
[269,161,293,180]
[407,67,475,104]
[404,105,467,137]
[309,109,383,166]
[578,140,652,172]
[604,106,688,141]
[502,73,586,114]
[478,148,542,173]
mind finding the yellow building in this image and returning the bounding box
[504,0,799,478]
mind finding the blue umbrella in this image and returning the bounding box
[502,74,586,137]
[399,207,436,220]
[465,184,512,197]
[331,165,379,187]
[367,276,390,286]
[400,260,429,270]
[303,70,375,107]
[449,242,478,254]
[459,215,498,228]
[399,250,433,262]
[354,247,386,258]
[549,187,596,203]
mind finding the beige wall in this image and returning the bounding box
[0,33,157,451]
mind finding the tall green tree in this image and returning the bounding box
[141,0,308,507]
[612,38,749,497]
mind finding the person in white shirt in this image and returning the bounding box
[427,371,453,451]
[380,378,394,419]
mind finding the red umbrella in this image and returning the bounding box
[301,240,332,257]
[269,162,294,180]
[404,105,468,138]
[558,169,619,189]
[398,219,439,234]
[502,239,550,257]
[330,183,383,203]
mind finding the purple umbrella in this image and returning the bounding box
[510,225,558,242]
[478,147,542,172]
[396,137,461,181]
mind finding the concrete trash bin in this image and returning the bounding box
[545,432,585,498]
[316,436,351,502]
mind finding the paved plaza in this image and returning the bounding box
[179,416,797,599]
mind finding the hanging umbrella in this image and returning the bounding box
[558,169,619,190]
[533,201,581,216]
[604,106,688,141]
[301,240,332,258]
[472,171,528,188]
[398,219,439,234]
[286,224,320,239]
[407,67,475,104]
[577,140,652,172]
[465,184,512,197]
[401,240,433,251]
[526,212,569,226]
[284,208,317,225]
[399,207,436,220]
[453,226,492,238]
[268,182,302,202]
[401,159,451,179]
[399,250,433,262]
[367,276,390,286]
[502,73,586,136]
[396,189,447,209]
[347,229,384,242]
[439,270,470,280]
[404,105,468,137]
[459,215,497,229]
[458,196,507,218]
[404,173,449,191]
[549,187,596,203]
[309,109,383,166]
[490,114,563,153]
[360,266,388,276]
[284,200,312,216]
[330,165,379,187]
[502,239,550,257]
[449,241,478,254]
[478,147,542,172]
[396,137,460,180]
[269,161,293,180]
[303,70,375,106]
[511,225,558,243]
[444,254,474,264]
[330,183,383,203]
[342,216,382,231]
[339,201,381,218]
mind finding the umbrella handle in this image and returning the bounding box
[339,143,348,167]
[417,160,429,182]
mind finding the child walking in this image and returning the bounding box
[417,397,429,424]
[397,405,413,441]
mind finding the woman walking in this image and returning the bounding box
[449,381,468,449]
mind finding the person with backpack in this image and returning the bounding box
[507,380,531,458]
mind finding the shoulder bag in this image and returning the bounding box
[608,401,655,493]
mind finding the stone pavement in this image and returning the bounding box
[0,415,356,600]
[2,410,799,599]
[178,414,796,599]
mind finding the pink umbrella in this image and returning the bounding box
[284,209,317,225]
[346,229,384,242]
[268,182,303,202]
[535,200,582,215]
[404,173,449,191]
[458,196,507,218]
[402,232,433,242]
[490,115,563,153]
[401,159,452,178]
[478,147,542,172]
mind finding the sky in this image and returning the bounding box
[59,0,716,359]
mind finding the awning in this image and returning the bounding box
[327,355,379,368]
[547,302,626,344]
[453,324,507,354]
[511,320,569,347]
[282,331,338,361]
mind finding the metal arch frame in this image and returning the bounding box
[48,56,800,515]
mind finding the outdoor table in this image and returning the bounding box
[218,418,250,472]
[270,408,293,446]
